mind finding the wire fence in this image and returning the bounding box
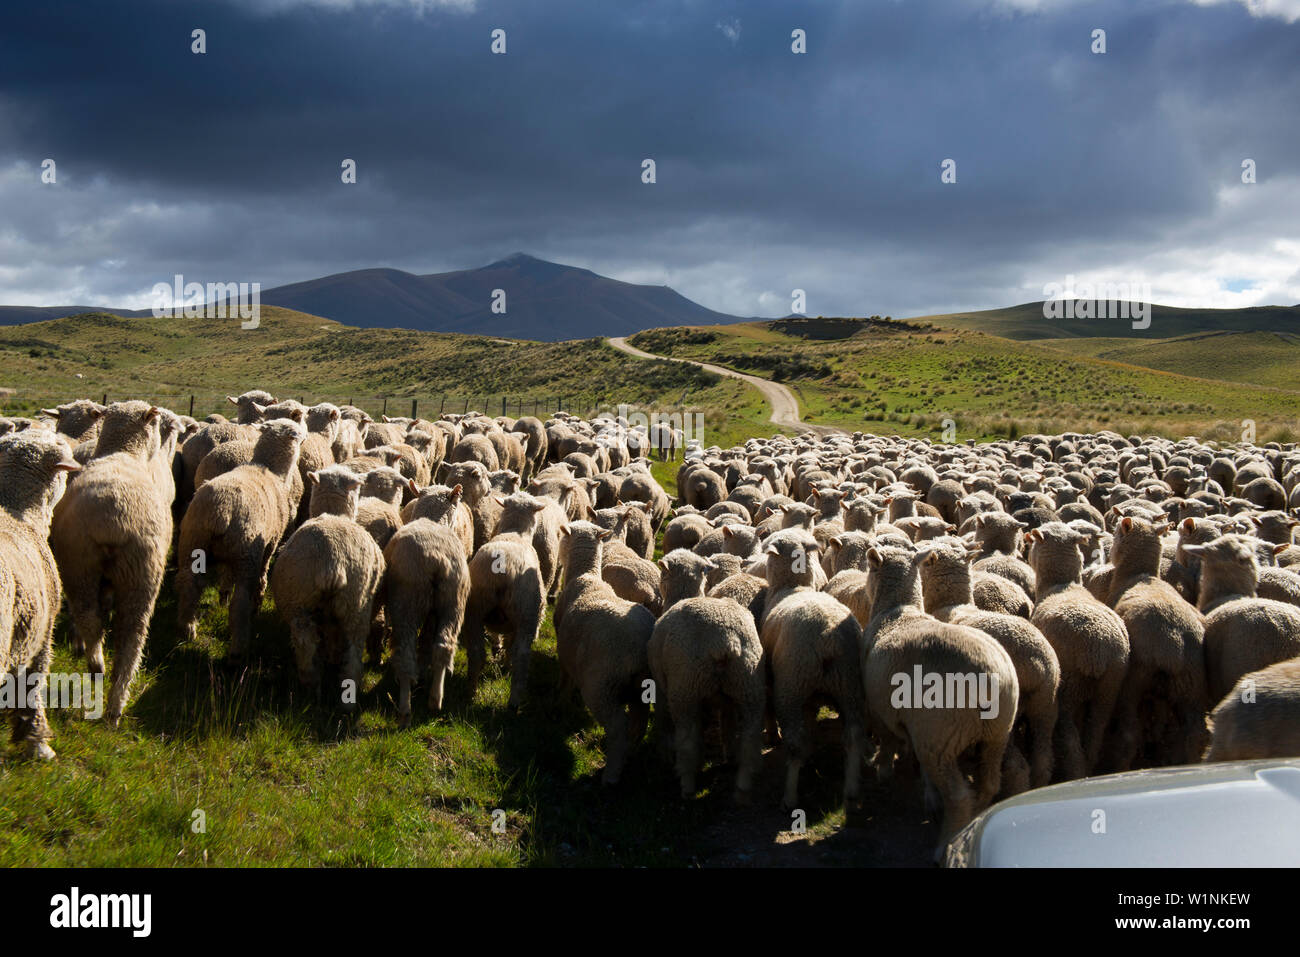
[2,390,696,422]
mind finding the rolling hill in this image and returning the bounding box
[0,254,747,341]
[912,301,1300,341]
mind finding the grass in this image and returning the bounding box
[629,319,1300,444]
[0,567,896,866]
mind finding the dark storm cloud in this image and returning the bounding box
[1,0,1297,316]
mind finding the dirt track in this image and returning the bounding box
[607,336,846,436]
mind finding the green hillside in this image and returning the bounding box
[630,318,1300,443]
[911,301,1300,341]
[0,309,770,449]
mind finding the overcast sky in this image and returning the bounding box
[1,0,1297,319]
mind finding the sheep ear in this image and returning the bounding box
[1153,522,1172,535]
[146,406,161,421]
[1182,517,1196,531]
[1275,543,1291,556]
[406,479,419,496]
[598,528,615,541]
[765,543,779,556]
[54,460,82,474]
[382,415,392,423]
[1121,516,1133,532]
[723,526,734,538]
[308,471,320,485]
[41,408,60,418]
[329,408,340,421]
[866,547,883,569]
[290,408,304,422]
[1181,544,1206,557]
[450,483,463,498]
[830,535,844,549]
[656,558,669,571]
[345,475,364,491]
[493,495,506,507]
[227,395,238,404]
[1024,529,1039,543]
[559,524,571,537]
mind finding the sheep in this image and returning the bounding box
[444,461,501,553]
[461,492,548,708]
[0,430,83,758]
[50,401,175,726]
[970,512,1036,598]
[270,503,386,711]
[1180,534,1300,704]
[176,419,306,658]
[600,537,663,616]
[402,483,474,557]
[663,510,712,552]
[226,390,275,425]
[861,544,1018,853]
[758,530,866,810]
[509,416,548,481]
[381,519,470,724]
[355,465,406,549]
[1203,658,1300,762]
[649,548,765,801]
[918,538,1060,792]
[40,399,105,444]
[1103,515,1208,770]
[1024,522,1129,780]
[554,522,656,784]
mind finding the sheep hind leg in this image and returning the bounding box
[389,608,420,727]
[926,756,975,860]
[462,611,487,703]
[287,614,322,699]
[505,584,543,711]
[69,596,107,679]
[226,576,258,660]
[671,697,702,798]
[175,563,204,644]
[776,696,809,811]
[13,644,56,760]
[597,698,630,786]
[104,574,162,727]
[733,700,764,805]
[1027,691,1058,789]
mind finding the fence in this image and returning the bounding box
[2,391,685,423]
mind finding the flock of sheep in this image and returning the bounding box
[3,389,1300,857]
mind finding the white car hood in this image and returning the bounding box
[946,759,1300,867]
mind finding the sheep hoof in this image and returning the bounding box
[397,712,412,730]
[27,741,57,761]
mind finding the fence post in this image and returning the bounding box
[502,395,507,417]
[439,395,445,416]
[188,395,194,417]
[382,396,387,417]
[463,397,469,414]
[102,393,108,406]
[411,398,418,420]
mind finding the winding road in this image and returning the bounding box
[607,336,846,436]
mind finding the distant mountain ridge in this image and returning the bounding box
[0,254,747,341]
[2,256,1297,341]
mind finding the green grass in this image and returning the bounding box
[0,569,897,866]
[1035,330,1300,391]
[629,319,1300,444]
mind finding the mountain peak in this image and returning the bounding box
[490,252,541,267]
